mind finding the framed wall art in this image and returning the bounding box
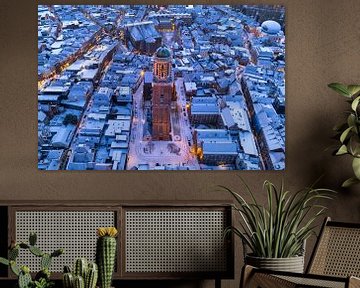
[37,5,285,171]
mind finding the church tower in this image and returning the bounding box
[151,46,174,140]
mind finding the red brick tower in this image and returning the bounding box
[152,46,174,140]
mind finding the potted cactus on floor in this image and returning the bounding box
[96,227,118,288]
[0,232,63,288]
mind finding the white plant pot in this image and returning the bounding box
[245,254,305,273]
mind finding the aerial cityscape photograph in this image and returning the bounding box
[37,5,286,171]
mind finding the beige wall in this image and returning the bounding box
[0,1,359,287]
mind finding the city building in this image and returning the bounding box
[151,46,175,140]
[194,129,238,165]
[125,21,162,54]
[232,5,285,28]
[116,86,132,103]
[190,96,221,126]
[143,71,153,100]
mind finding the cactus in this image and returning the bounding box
[10,260,20,276]
[51,248,64,258]
[29,245,44,257]
[35,268,50,282]
[74,275,85,288]
[19,243,30,249]
[85,263,98,288]
[41,253,52,270]
[63,272,74,288]
[0,233,63,288]
[0,257,9,266]
[74,258,88,279]
[29,232,37,246]
[18,267,32,288]
[96,227,118,288]
[64,265,72,273]
[21,265,30,274]
[63,260,98,288]
[62,265,74,288]
[9,246,19,260]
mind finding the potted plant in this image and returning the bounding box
[62,258,98,288]
[96,227,118,288]
[328,83,360,187]
[62,227,118,288]
[222,179,334,273]
[0,232,64,288]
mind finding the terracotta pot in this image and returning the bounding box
[245,254,305,273]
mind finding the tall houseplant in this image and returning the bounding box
[328,83,360,187]
[222,180,334,272]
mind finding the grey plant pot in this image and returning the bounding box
[245,254,305,273]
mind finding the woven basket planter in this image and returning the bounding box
[245,254,305,273]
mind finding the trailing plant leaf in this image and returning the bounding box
[333,122,348,132]
[348,114,356,128]
[336,145,348,155]
[328,83,352,98]
[351,96,360,111]
[340,127,352,143]
[342,177,360,188]
[348,135,360,156]
[329,82,360,187]
[347,85,360,97]
[352,157,360,179]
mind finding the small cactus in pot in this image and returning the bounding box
[96,227,118,288]
[62,259,98,288]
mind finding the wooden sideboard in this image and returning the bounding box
[0,201,234,288]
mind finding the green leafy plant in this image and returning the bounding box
[33,278,54,288]
[222,179,335,258]
[0,232,63,288]
[328,83,360,187]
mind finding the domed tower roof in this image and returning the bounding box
[261,20,281,35]
[155,45,171,58]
